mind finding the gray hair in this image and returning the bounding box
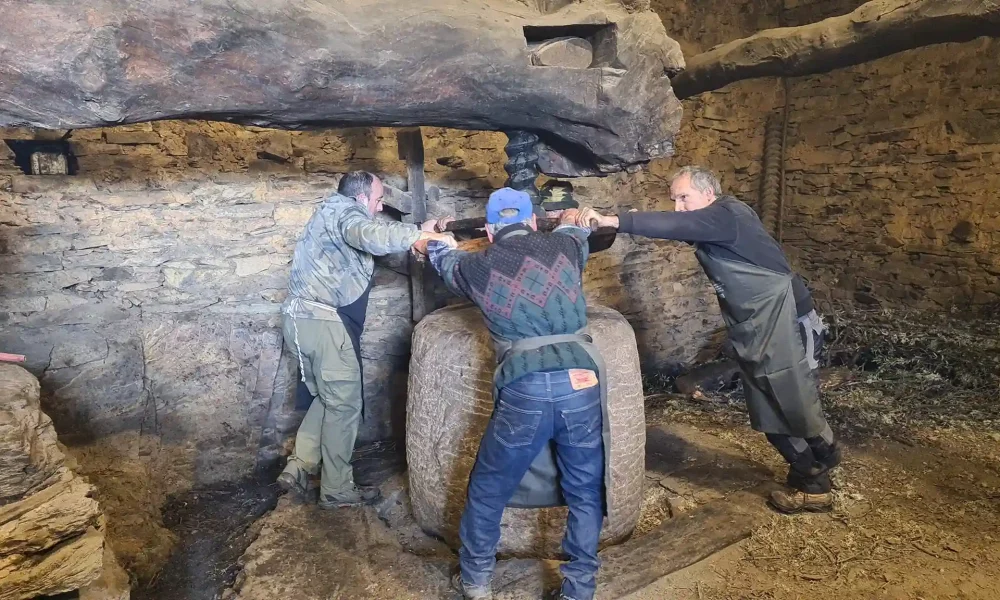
[338,170,376,200]
[671,166,722,196]
[486,208,533,237]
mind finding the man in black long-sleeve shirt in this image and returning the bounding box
[579,166,841,514]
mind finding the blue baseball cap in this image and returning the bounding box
[486,187,533,226]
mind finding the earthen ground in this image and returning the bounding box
[217,373,1000,600]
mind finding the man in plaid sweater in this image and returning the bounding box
[427,188,604,600]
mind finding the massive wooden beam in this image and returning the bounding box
[0,0,684,177]
[672,0,1000,99]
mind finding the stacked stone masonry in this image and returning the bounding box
[652,0,1000,314]
[0,121,722,489]
[781,38,1000,312]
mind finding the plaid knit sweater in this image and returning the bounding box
[428,223,597,389]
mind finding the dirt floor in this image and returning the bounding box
[74,308,1000,599]
[630,408,1000,600]
[219,400,1000,600]
[133,476,279,600]
[631,307,1000,599]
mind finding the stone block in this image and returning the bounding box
[11,175,98,195]
[3,296,47,313]
[954,112,1000,144]
[21,299,132,328]
[71,236,113,251]
[0,254,63,274]
[66,128,105,142]
[3,234,74,254]
[49,332,111,370]
[185,133,219,158]
[867,130,911,143]
[62,249,117,269]
[44,294,91,312]
[0,269,101,296]
[104,131,162,145]
[25,152,69,176]
[692,118,740,133]
[234,255,276,277]
[69,142,123,156]
[258,131,294,160]
[0,127,69,140]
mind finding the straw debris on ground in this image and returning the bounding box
[638,308,1000,599]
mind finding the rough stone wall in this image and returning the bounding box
[0,121,505,487]
[0,119,727,491]
[651,0,1000,314]
[648,0,782,206]
[0,173,387,485]
[778,13,1000,312]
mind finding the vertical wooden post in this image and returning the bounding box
[397,128,435,322]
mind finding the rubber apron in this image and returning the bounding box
[694,250,826,437]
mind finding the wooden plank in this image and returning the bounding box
[397,128,435,323]
[397,129,426,223]
[595,490,768,597]
[444,217,617,253]
[491,490,771,599]
[445,216,617,235]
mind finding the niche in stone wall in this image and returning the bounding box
[4,138,76,175]
[523,23,619,69]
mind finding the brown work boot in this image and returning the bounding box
[768,488,834,514]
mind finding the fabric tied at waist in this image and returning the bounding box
[491,330,612,516]
[796,309,825,371]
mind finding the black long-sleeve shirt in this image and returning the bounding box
[618,196,814,317]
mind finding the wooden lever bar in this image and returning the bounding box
[443,217,615,238]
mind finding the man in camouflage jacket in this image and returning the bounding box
[278,171,454,508]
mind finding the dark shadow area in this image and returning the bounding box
[353,439,407,487]
[132,473,281,600]
[644,426,773,492]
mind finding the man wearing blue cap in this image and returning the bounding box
[427,187,607,600]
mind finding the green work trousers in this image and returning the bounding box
[281,315,363,498]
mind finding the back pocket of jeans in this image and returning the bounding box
[494,400,543,449]
[560,400,602,448]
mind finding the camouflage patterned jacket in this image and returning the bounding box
[282,193,422,320]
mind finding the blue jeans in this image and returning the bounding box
[458,370,605,600]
